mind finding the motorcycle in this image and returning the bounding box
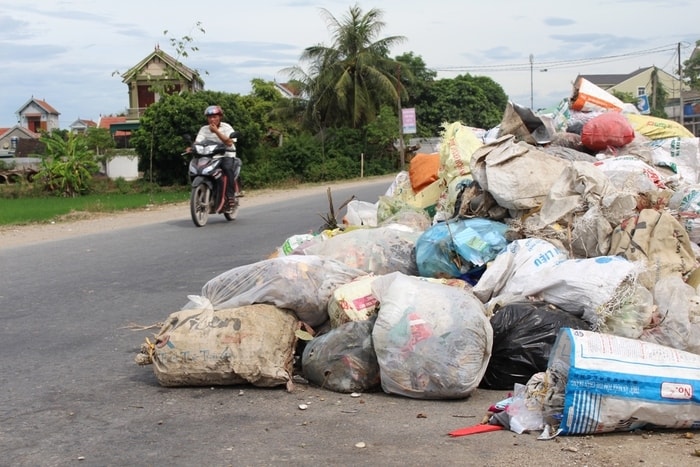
[186,132,241,227]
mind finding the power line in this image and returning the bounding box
[429,43,687,74]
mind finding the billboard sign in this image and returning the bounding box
[401,107,417,134]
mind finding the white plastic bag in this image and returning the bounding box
[302,225,420,276]
[343,200,378,227]
[184,255,366,327]
[473,238,569,303]
[521,256,641,329]
[371,272,492,399]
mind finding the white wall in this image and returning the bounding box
[106,155,139,181]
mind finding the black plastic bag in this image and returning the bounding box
[479,300,589,390]
[301,318,380,393]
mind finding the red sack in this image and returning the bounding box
[581,112,634,151]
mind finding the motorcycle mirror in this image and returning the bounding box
[183,134,193,144]
[229,131,241,140]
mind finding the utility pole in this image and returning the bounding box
[397,65,405,168]
[651,67,658,110]
[679,42,685,124]
[529,54,534,109]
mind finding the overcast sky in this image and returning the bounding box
[0,0,697,129]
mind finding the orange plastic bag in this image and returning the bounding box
[409,153,439,192]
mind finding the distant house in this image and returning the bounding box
[16,97,60,133]
[120,45,204,121]
[0,125,40,157]
[274,81,303,99]
[579,66,681,99]
[577,66,690,120]
[98,116,131,148]
[69,118,97,134]
[96,116,139,180]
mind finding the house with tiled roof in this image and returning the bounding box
[16,97,60,133]
[579,66,681,100]
[274,81,303,99]
[0,125,39,157]
[100,46,205,139]
[69,118,97,134]
[98,115,131,148]
[120,45,204,121]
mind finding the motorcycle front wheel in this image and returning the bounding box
[190,184,210,227]
[224,197,239,221]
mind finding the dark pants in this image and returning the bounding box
[220,157,241,199]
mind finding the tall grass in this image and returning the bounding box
[0,191,189,226]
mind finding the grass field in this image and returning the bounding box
[0,191,189,226]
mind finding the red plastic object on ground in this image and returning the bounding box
[448,424,504,437]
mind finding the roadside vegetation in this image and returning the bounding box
[0,175,188,226]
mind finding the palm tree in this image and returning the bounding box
[287,4,410,130]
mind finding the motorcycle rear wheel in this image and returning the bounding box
[190,184,210,227]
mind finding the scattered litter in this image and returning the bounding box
[448,424,504,437]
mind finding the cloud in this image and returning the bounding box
[543,17,575,27]
[0,43,67,63]
[0,15,32,39]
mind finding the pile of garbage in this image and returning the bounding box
[136,79,700,438]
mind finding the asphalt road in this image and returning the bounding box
[1,177,696,466]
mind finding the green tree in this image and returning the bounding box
[36,132,99,196]
[44,128,69,141]
[364,105,400,171]
[417,74,507,135]
[683,40,700,91]
[648,67,668,118]
[611,90,636,103]
[287,4,410,130]
[245,79,304,143]
[395,52,436,110]
[394,53,510,136]
[84,127,116,155]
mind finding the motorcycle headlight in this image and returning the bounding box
[194,143,215,156]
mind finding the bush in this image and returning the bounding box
[114,177,131,194]
[36,132,100,197]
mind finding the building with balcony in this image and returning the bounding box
[110,45,205,135]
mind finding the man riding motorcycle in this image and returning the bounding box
[194,105,242,211]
